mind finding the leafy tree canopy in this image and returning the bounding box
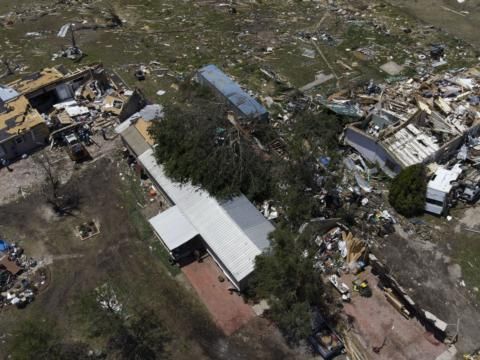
[253,226,330,343]
[76,291,170,359]
[388,164,427,217]
[149,83,272,201]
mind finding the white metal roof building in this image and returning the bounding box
[138,148,274,290]
[425,164,462,215]
[149,206,199,251]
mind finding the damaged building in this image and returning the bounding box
[0,88,49,160]
[344,67,480,177]
[197,64,269,123]
[425,164,463,215]
[115,109,274,291]
[0,64,146,162]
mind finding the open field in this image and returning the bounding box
[0,0,478,101]
[385,0,480,49]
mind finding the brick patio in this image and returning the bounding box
[182,255,255,335]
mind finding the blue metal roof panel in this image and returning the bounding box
[199,65,267,118]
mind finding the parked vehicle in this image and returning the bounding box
[308,310,344,359]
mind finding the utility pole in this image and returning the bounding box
[70,23,76,49]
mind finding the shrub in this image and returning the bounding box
[388,164,427,217]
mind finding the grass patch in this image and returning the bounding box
[120,166,180,275]
[452,233,480,301]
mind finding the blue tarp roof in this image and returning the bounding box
[0,239,10,252]
[198,64,267,119]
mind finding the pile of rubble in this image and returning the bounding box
[40,65,145,161]
[312,226,367,276]
[0,239,44,309]
[338,66,480,215]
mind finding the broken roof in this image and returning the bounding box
[198,64,268,119]
[119,125,151,157]
[0,96,45,142]
[427,164,462,194]
[346,66,480,170]
[382,123,440,167]
[8,67,65,95]
[134,118,155,145]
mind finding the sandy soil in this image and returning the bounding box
[342,268,447,360]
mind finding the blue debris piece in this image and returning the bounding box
[319,156,331,167]
[0,239,11,252]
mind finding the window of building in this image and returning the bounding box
[426,198,444,206]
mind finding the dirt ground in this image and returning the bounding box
[342,268,447,360]
[375,215,480,355]
[0,141,299,359]
[0,132,118,206]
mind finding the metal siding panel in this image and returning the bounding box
[198,65,267,118]
[0,86,20,102]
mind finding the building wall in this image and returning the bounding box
[119,89,147,122]
[344,126,401,177]
[0,123,49,160]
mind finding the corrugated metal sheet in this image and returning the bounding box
[198,64,268,120]
[149,206,199,250]
[119,126,151,156]
[139,148,274,286]
[0,85,20,102]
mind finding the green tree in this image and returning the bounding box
[290,110,343,153]
[253,226,329,343]
[76,291,170,359]
[388,164,427,217]
[149,94,271,201]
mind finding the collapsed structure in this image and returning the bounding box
[0,88,49,160]
[344,67,480,177]
[0,64,146,162]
